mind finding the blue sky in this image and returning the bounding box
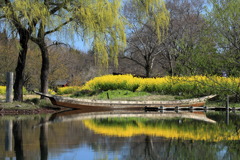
[48,34,91,53]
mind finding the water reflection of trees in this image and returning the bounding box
[13,121,24,160]
[1,112,240,159]
[122,136,240,160]
[83,115,240,160]
[40,118,48,160]
[1,118,50,159]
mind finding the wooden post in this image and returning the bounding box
[189,106,193,111]
[175,106,179,113]
[203,106,208,112]
[159,106,165,110]
[226,95,229,125]
[226,95,229,109]
[6,72,14,102]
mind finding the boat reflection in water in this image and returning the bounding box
[1,109,240,160]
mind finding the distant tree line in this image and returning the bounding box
[0,31,98,89]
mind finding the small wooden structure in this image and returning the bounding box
[144,106,240,112]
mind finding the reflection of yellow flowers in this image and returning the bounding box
[83,119,240,142]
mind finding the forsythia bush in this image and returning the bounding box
[81,74,141,92]
[0,86,28,95]
[57,86,82,95]
[48,89,56,95]
[81,75,240,97]
[0,86,6,95]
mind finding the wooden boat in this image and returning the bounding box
[34,91,216,110]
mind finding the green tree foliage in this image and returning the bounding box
[206,0,240,76]
[174,28,221,75]
[29,0,127,98]
[163,0,219,76]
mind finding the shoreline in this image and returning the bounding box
[0,107,60,115]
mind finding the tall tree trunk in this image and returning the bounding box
[13,29,29,101]
[31,23,49,99]
[167,52,174,76]
[145,63,151,78]
[39,41,49,99]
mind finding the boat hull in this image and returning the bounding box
[51,98,206,109]
[33,91,215,110]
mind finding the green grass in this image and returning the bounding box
[97,90,150,100]
[73,89,151,100]
[72,89,180,101]
[0,99,53,109]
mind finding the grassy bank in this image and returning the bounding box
[0,95,53,110]
[72,89,179,101]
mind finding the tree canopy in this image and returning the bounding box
[0,0,170,101]
[206,0,240,75]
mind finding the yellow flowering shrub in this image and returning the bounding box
[48,89,56,95]
[0,86,28,95]
[81,74,240,97]
[82,74,141,91]
[0,86,6,95]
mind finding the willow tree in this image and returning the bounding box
[29,0,170,97]
[30,0,126,98]
[0,0,49,101]
[1,0,169,101]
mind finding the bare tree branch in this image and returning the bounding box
[45,18,73,35]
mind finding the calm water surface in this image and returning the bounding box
[0,110,240,160]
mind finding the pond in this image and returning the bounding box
[0,109,240,160]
